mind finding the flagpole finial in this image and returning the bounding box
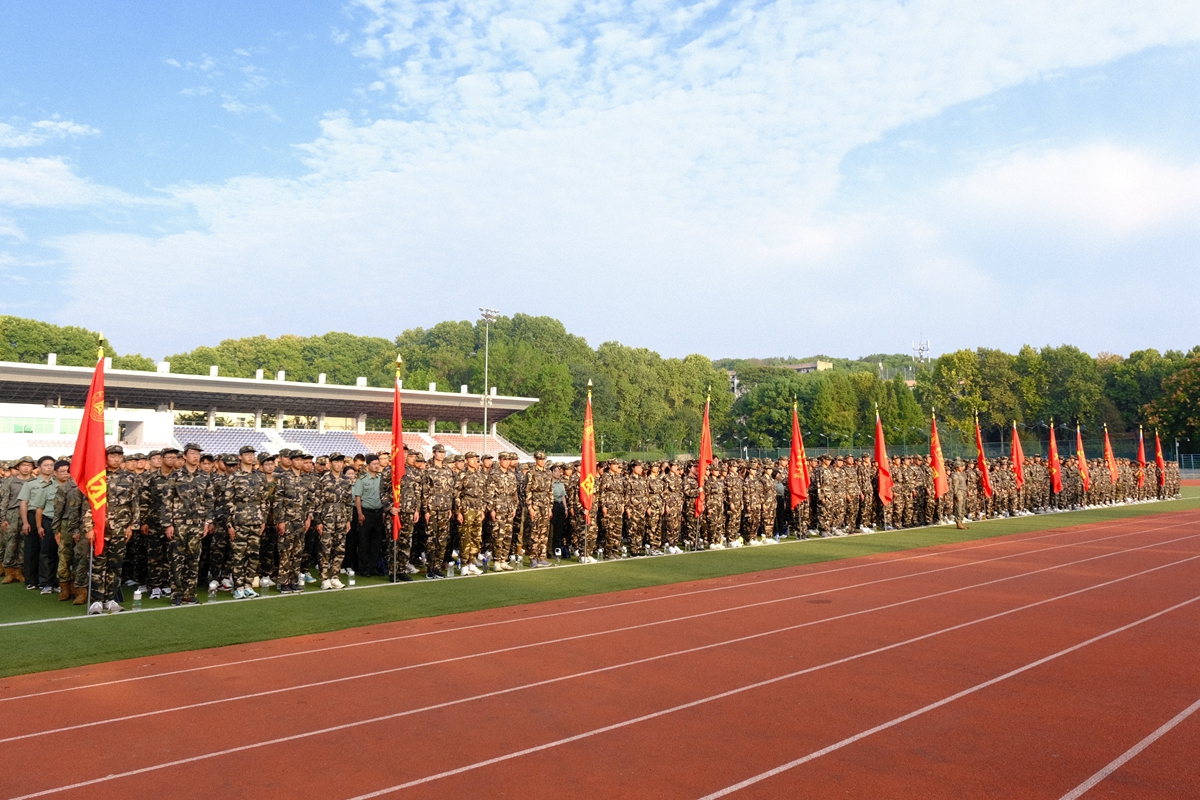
[97,332,104,362]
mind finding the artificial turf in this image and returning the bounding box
[1,489,1197,679]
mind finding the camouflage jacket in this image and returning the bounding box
[624,473,648,515]
[166,467,212,528]
[319,470,354,527]
[272,469,310,525]
[599,472,625,515]
[486,468,519,516]
[224,468,269,528]
[401,470,423,516]
[662,472,683,512]
[724,473,744,512]
[211,473,231,527]
[422,464,456,513]
[53,479,83,536]
[454,468,488,514]
[704,474,725,515]
[525,466,554,510]
[139,470,172,529]
[645,473,665,514]
[107,468,141,532]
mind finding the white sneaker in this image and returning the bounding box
[209,580,219,592]
[242,587,259,599]
[220,578,233,591]
[330,578,344,589]
[162,587,172,596]
[88,601,104,615]
[150,587,162,600]
[233,588,246,599]
[105,600,124,614]
[748,538,762,546]
[138,585,149,595]
[302,572,316,584]
[321,579,332,590]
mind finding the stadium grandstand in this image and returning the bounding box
[0,357,537,460]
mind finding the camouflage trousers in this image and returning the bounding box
[891,495,908,528]
[726,505,743,542]
[458,508,485,563]
[683,511,704,548]
[645,510,662,550]
[570,510,597,557]
[207,527,232,582]
[381,513,412,576]
[56,528,86,587]
[953,491,967,522]
[170,525,206,601]
[743,506,762,539]
[277,521,307,586]
[705,508,724,546]
[145,527,170,588]
[123,530,146,585]
[527,504,551,560]
[762,500,776,537]
[843,496,860,531]
[89,528,128,604]
[2,509,22,568]
[662,506,682,547]
[626,510,647,553]
[489,507,517,562]
[792,500,810,535]
[230,525,262,588]
[425,510,452,571]
[600,510,624,557]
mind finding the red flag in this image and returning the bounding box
[930,413,948,500]
[974,417,993,498]
[1011,421,1025,490]
[1155,431,1166,487]
[1076,425,1091,493]
[579,383,597,516]
[389,370,405,540]
[696,394,713,517]
[788,403,809,506]
[1048,423,1063,495]
[70,352,108,555]
[1136,427,1147,489]
[874,411,893,505]
[1102,425,1119,485]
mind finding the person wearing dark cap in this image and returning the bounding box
[454,452,487,574]
[273,447,312,593]
[1,456,36,584]
[315,452,352,589]
[225,445,268,599]
[161,444,213,607]
[206,454,240,594]
[420,444,454,578]
[86,446,141,614]
[138,448,174,600]
[523,452,553,566]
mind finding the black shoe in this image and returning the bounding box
[398,573,413,582]
[185,596,200,605]
[426,570,444,580]
[171,595,183,606]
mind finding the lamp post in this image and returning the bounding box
[479,307,498,457]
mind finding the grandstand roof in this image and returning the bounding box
[0,361,537,423]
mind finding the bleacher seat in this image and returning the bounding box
[354,432,432,458]
[429,433,506,459]
[278,430,367,458]
[172,427,270,455]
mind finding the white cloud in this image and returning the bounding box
[0,157,157,209]
[0,216,24,240]
[0,119,100,149]
[39,0,1200,358]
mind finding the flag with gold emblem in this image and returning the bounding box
[930,412,948,499]
[70,350,108,554]
[580,382,597,516]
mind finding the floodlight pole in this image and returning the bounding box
[479,307,499,457]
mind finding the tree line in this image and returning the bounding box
[2,315,1197,455]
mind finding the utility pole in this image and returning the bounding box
[479,307,499,457]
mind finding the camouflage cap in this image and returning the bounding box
[464,451,478,459]
[222,454,238,466]
[106,444,125,455]
[414,453,426,462]
[534,451,546,459]
[277,448,292,458]
[256,452,272,462]
[329,452,345,462]
[147,450,161,458]
[238,445,257,455]
[431,444,445,453]
[481,452,493,460]
[161,447,179,456]
[314,456,329,465]
[182,443,202,454]
[14,455,35,466]
[199,453,214,462]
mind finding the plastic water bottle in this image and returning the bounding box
[132,588,142,611]
[554,547,561,566]
[446,562,455,577]
[348,572,355,587]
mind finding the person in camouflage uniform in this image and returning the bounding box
[644,461,665,554]
[421,444,455,577]
[759,464,777,540]
[682,461,703,549]
[381,449,422,580]
[318,453,353,586]
[52,465,82,601]
[486,451,520,569]
[598,459,626,559]
[1,456,34,583]
[88,446,140,613]
[206,454,236,590]
[740,462,761,540]
[661,460,684,552]
[273,450,312,592]
[454,452,488,574]
[524,452,554,566]
[723,461,744,545]
[841,456,861,533]
[225,445,268,598]
[138,450,174,598]
[164,444,214,605]
[705,461,727,548]
[623,461,649,554]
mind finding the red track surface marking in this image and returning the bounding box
[0,510,1183,706]
[5,529,1192,747]
[3,509,1198,800]
[1057,698,1200,800]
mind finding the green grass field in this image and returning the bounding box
[1,490,1197,679]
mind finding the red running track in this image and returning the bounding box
[3,509,1200,799]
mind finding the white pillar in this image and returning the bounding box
[428,382,436,392]
[317,412,326,434]
[207,407,217,431]
[460,420,468,436]
[254,410,263,430]
[209,365,218,377]
[255,369,264,380]
[276,410,285,432]
[428,418,436,436]
[491,422,498,437]
[356,413,366,434]
[318,373,326,384]
[277,370,286,381]
[47,353,56,366]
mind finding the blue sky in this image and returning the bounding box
[2,1,1199,361]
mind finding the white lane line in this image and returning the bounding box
[1057,697,1200,800]
[2,514,1167,703]
[5,527,1189,742]
[697,600,1200,800]
[12,550,1199,800]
